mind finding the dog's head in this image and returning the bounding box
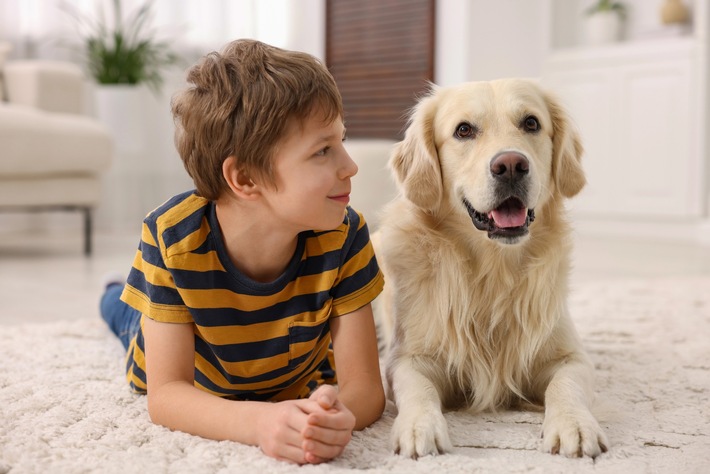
[390,79,585,245]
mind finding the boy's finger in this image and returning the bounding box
[303,437,348,461]
[307,409,354,430]
[297,399,336,416]
[303,424,353,446]
[262,429,309,464]
[304,451,328,464]
[309,385,337,409]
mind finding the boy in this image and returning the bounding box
[99,39,385,465]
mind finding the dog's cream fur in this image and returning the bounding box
[373,79,608,459]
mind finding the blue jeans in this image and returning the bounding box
[100,284,141,350]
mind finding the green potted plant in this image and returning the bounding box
[61,0,179,94]
[584,0,627,45]
[61,0,181,155]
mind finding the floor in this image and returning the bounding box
[1,225,710,326]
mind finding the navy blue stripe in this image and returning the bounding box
[194,349,326,399]
[345,206,361,229]
[162,206,207,250]
[310,228,341,239]
[190,290,332,327]
[125,345,136,375]
[139,240,166,270]
[332,255,380,301]
[347,220,372,255]
[170,269,229,290]
[126,268,184,306]
[290,320,330,346]
[149,190,196,220]
[194,337,294,383]
[204,335,291,363]
[167,249,342,290]
[338,208,363,267]
[127,332,148,392]
[194,338,319,385]
[300,249,342,276]
[140,191,195,244]
[192,234,214,254]
[197,320,328,365]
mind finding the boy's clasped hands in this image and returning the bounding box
[257,385,356,464]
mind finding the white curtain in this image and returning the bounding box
[0,0,320,62]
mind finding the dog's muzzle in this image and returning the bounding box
[463,197,535,242]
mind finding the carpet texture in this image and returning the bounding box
[1,277,709,473]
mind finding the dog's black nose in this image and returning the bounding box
[490,152,529,181]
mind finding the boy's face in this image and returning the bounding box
[261,113,358,232]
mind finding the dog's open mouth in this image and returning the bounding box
[463,197,535,240]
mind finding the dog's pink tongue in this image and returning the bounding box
[489,208,527,228]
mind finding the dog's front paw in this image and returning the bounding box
[391,409,452,458]
[542,410,609,458]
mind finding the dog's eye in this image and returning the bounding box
[454,122,477,139]
[522,116,540,133]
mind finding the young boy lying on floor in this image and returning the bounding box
[100,38,385,465]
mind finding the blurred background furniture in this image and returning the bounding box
[0,55,113,255]
[345,139,398,231]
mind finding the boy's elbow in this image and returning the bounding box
[146,382,183,428]
[354,383,386,431]
[146,390,167,426]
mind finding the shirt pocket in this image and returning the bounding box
[288,299,332,370]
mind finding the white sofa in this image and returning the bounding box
[0,57,113,255]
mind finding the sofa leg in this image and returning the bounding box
[83,207,92,256]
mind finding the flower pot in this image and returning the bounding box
[93,84,148,156]
[585,11,622,46]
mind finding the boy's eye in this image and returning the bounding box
[315,146,330,156]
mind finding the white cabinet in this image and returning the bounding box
[542,39,704,219]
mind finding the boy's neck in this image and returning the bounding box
[214,197,299,283]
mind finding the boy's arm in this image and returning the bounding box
[329,302,386,430]
[142,316,326,464]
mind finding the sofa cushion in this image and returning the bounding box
[0,175,102,207]
[0,104,112,177]
[4,60,85,114]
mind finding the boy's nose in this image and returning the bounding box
[340,150,358,179]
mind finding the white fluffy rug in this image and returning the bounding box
[2,277,709,474]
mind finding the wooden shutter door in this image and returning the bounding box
[325,0,435,140]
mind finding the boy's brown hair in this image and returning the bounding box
[171,39,344,200]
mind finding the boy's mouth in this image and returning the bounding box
[328,193,350,204]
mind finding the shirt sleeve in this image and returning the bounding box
[120,217,194,324]
[330,207,384,317]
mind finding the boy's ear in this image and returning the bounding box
[222,156,259,199]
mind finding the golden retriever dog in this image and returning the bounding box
[373,79,608,459]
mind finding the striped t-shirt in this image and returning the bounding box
[120,190,384,401]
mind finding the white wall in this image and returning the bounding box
[435,0,550,85]
[468,0,549,81]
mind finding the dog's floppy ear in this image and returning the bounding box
[389,92,443,211]
[544,91,586,198]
